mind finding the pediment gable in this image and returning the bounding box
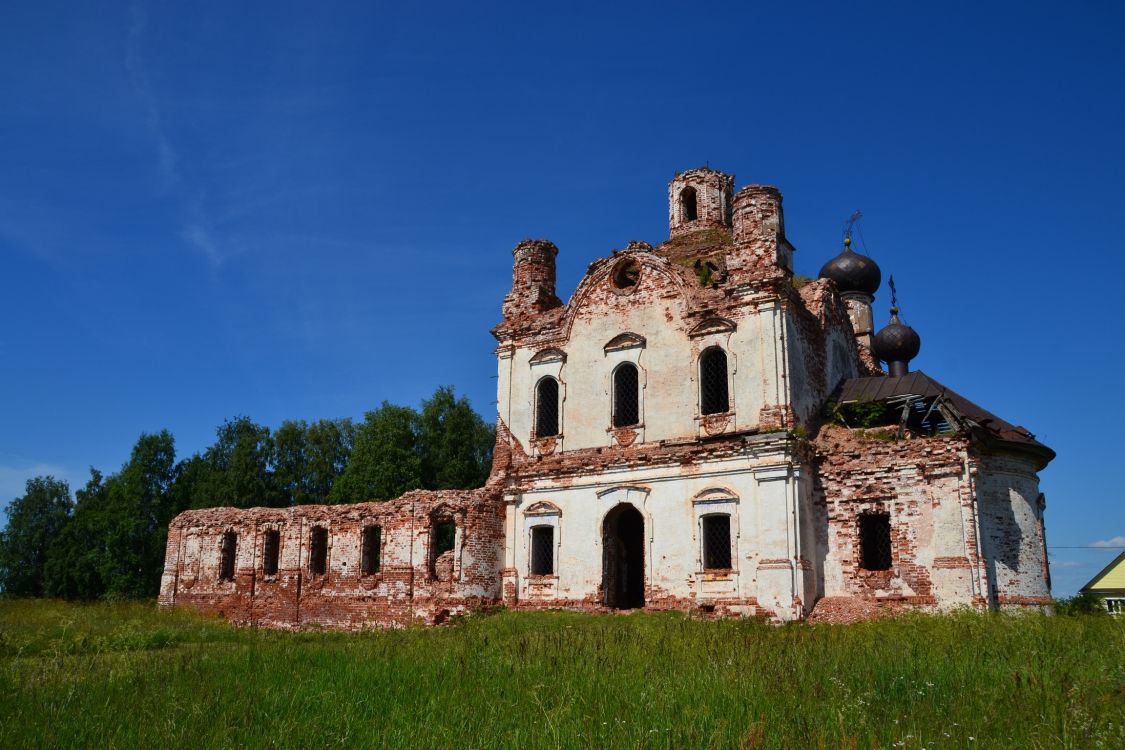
[688,316,737,338]
[529,347,567,365]
[604,332,646,352]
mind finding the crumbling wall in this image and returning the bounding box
[159,488,505,629]
[813,426,983,610]
[788,279,867,425]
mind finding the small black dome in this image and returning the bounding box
[873,309,921,365]
[818,240,881,296]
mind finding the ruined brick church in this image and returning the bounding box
[159,167,1055,627]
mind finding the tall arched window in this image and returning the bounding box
[535,377,560,437]
[680,186,698,222]
[699,347,729,415]
[219,531,237,581]
[613,364,639,427]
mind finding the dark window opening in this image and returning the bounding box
[699,347,729,415]
[309,526,328,576]
[433,520,456,557]
[361,525,381,575]
[702,515,732,570]
[535,377,559,437]
[859,514,892,571]
[530,526,554,576]
[262,529,280,576]
[613,364,640,427]
[681,186,698,222]
[219,532,237,581]
[612,259,640,289]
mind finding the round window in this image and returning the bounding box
[612,259,640,290]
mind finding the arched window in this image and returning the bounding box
[530,525,555,575]
[262,529,280,576]
[535,377,560,437]
[219,531,237,581]
[699,347,729,415]
[309,526,328,576]
[361,525,381,575]
[680,186,698,222]
[613,364,640,427]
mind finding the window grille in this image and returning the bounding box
[530,526,554,575]
[1106,598,1124,615]
[702,515,732,570]
[361,525,381,575]
[859,514,892,571]
[219,532,237,581]
[613,364,640,427]
[309,526,328,576]
[536,378,559,437]
[699,348,729,415]
[262,529,280,576]
[433,521,456,557]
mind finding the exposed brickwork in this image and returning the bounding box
[163,165,1053,628]
[160,488,504,629]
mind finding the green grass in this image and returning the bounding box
[1,601,1122,749]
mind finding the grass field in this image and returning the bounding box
[1,601,1122,749]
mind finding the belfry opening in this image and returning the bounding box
[602,504,645,609]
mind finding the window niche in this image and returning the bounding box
[309,526,328,576]
[262,529,280,576]
[691,488,738,577]
[430,519,457,581]
[361,525,381,575]
[699,347,730,415]
[613,363,640,428]
[680,186,698,222]
[219,531,237,581]
[701,515,732,570]
[530,526,555,576]
[535,377,560,438]
[859,513,892,571]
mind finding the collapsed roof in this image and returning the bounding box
[835,370,1055,467]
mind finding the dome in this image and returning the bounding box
[873,308,921,366]
[818,239,881,296]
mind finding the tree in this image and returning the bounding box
[45,432,183,600]
[273,418,354,506]
[98,431,178,598]
[187,417,281,509]
[0,476,72,597]
[417,386,495,490]
[329,404,421,503]
[44,469,109,600]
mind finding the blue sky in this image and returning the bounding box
[2,1,1123,595]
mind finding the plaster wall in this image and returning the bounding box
[503,445,812,621]
[975,454,1051,606]
[498,257,796,453]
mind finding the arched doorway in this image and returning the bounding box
[602,504,645,609]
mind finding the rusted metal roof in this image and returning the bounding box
[836,370,1055,462]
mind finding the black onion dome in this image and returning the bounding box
[818,240,881,295]
[872,309,921,364]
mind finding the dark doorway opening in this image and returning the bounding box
[602,504,645,609]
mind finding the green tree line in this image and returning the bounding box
[0,387,494,600]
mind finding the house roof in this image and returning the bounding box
[1080,550,1125,595]
[836,370,1055,464]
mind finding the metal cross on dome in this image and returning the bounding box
[889,275,898,310]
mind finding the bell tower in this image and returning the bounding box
[668,167,734,238]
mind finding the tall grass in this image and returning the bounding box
[1,601,1122,749]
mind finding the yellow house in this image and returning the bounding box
[1080,550,1125,615]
